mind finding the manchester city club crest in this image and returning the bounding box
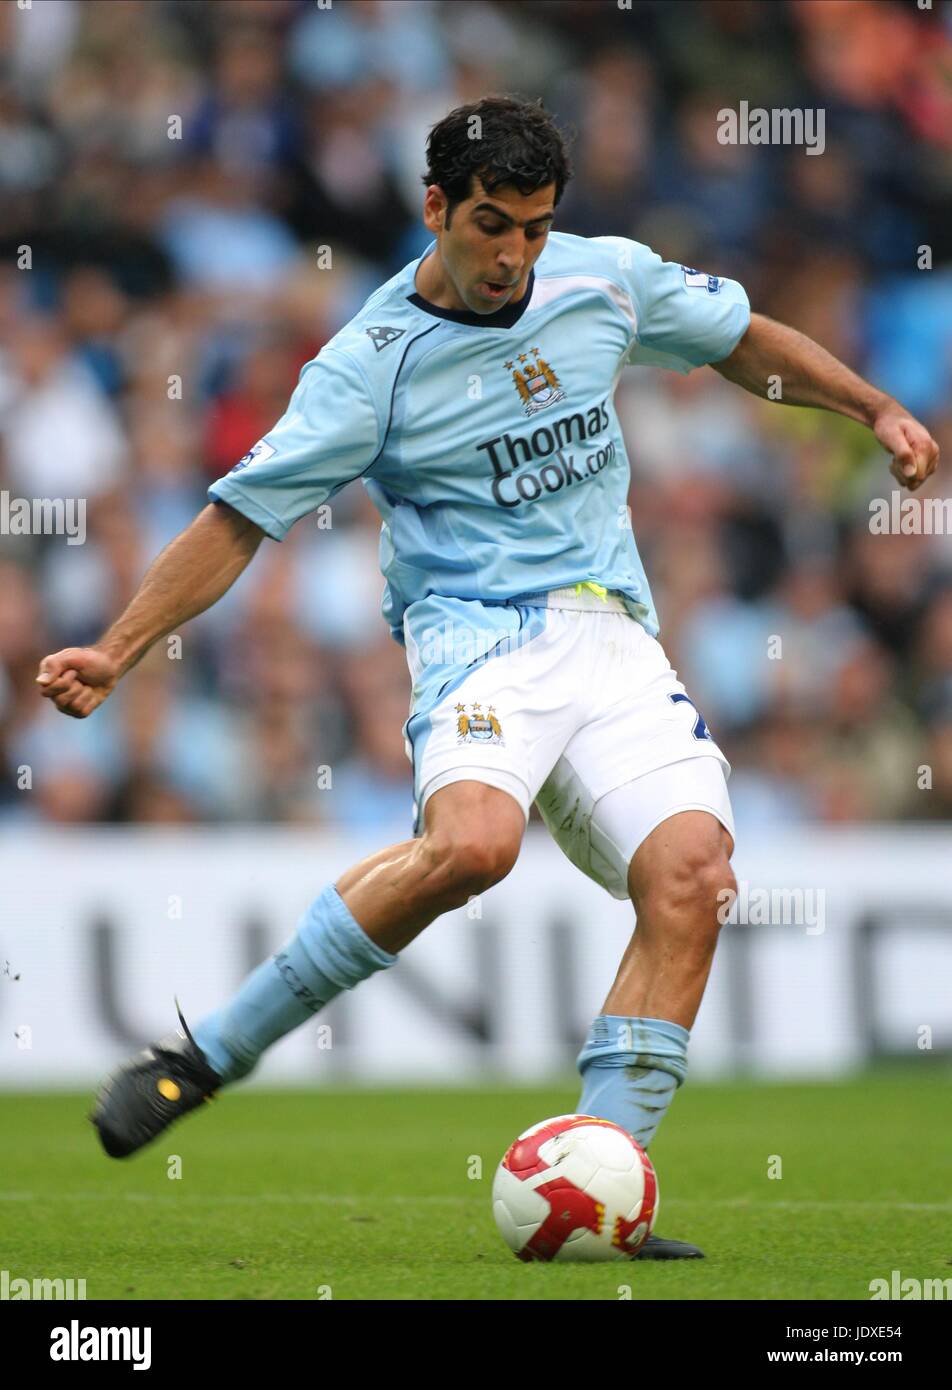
[505,346,566,417]
[456,702,504,745]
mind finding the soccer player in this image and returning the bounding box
[38,97,938,1259]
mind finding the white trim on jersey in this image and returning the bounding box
[527,272,639,339]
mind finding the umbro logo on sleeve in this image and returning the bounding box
[366,326,407,352]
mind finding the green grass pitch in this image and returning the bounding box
[2,1068,949,1300]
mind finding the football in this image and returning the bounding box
[492,1114,658,1262]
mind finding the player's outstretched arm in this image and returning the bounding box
[36,501,265,719]
[712,311,940,493]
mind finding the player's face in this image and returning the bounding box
[422,178,556,314]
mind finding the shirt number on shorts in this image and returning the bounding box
[669,692,712,741]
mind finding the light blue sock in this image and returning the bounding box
[576,1015,689,1149]
[192,884,396,1083]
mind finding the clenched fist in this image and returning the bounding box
[874,403,940,493]
[35,647,121,719]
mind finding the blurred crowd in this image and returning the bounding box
[1,0,952,831]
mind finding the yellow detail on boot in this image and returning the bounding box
[157,1078,181,1102]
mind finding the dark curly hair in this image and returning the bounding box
[421,95,573,225]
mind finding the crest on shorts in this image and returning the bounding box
[456,702,504,744]
[504,347,565,417]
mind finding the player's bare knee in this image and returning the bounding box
[635,842,734,937]
[702,854,736,933]
[414,829,520,907]
[450,836,520,900]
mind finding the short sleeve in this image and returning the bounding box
[594,237,750,375]
[207,349,382,540]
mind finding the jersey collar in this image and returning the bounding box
[407,247,535,329]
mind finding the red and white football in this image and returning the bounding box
[492,1113,658,1262]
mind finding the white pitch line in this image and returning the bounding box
[0,1192,950,1212]
[663,1199,952,1212]
[0,1192,475,1206]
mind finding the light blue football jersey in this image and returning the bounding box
[208,231,749,720]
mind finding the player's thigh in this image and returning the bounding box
[539,753,735,900]
[605,767,736,906]
[552,619,731,806]
[408,610,584,838]
[536,622,732,898]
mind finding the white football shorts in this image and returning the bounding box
[406,590,734,900]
